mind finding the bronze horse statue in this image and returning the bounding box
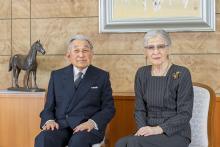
[9,40,46,89]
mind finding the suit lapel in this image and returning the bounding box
[66,65,99,113]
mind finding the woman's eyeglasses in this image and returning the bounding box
[144,44,168,51]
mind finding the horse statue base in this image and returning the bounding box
[8,87,45,92]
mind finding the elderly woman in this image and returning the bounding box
[115,30,193,147]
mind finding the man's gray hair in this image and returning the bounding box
[68,34,93,50]
[144,30,171,47]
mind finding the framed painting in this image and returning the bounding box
[99,0,215,32]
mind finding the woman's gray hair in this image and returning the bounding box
[144,30,171,47]
[68,34,93,50]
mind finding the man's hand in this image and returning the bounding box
[73,120,95,133]
[42,120,59,131]
[134,126,163,136]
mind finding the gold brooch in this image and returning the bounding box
[172,71,181,79]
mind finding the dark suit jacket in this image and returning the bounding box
[134,64,193,141]
[40,65,115,138]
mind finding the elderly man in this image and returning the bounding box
[35,35,115,147]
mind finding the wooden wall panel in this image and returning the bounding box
[0,92,45,147]
[107,96,136,147]
[0,93,219,147]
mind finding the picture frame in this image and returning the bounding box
[99,0,215,32]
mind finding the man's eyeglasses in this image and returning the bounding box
[144,44,168,50]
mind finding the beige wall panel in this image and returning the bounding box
[12,19,30,54]
[32,16,220,55]
[0,0,11,19]
[217,0,220,13]
[31,15,220,56]
[171,55,220,94]
[94,33,144,55]
[0,20,11,55]
[36,55,146,93]
[95,14,219,55]
[0,56,12,89]
[37,56,69,89]
[170,32,211,54]
[12,0,30,18]
[93,55,146,93]
[96,14,220,54]
[170,15,220,54]
[31,17,145,55]
[31,18,98,55]
[31,0,98,18]
[97,14,220,55]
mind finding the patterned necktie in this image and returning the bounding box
[74,72,83,89]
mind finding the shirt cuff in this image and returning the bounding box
[88,119,98,130]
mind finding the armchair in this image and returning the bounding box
[189,83,216,147]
